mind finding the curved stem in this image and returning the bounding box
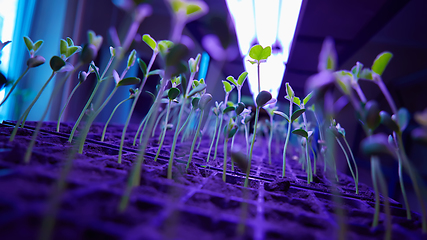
[336,137,357,194]
[207,117,219,163]
[371,156,380,228]
[213,113,224,160]
[139,109,153,144]
[302,111,312,183]
[118,51,157,163]
[244,123,249,156]
[187,109,204,169]
[100,56,114,80]
[101,97,130,142]
[133,106,152,146]
[178,108,193,138]
[311,146,317,175]
[154,100,172,161]
[68,80,101,142]
[57,82,81,132]
[343,137,359,194]
[10,71,56,142]
[354,83,367,103]
[152,106,168,137]
[375,159,392,240]
[257,62,260,94]
[77,87,118,153]
[396,147,411,220]
[0,67,29,107]
[245,107,260,188]
[377,79,397,114]
[268,115,273,165]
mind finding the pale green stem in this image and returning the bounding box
[375,158,392,240]
[154,99,172,161]
[244,123,249,156]
[377,78,397,114]
[371,156,380,228]
[395,147,411,220]
[100,56,114,80]
[118,51,157,163]
[179,108,193,142]
[187,109,204,169]
[68,80,101,142]
[282,100,293,177]
[152,106,168,137]
[24,66,80,163]
[310,146,317,175]
[133,106,152,146]
[268,115,273,165]
[336,137,358,194]
[223,138,228,182]
[10,71,56,142]
[77,87,118,153]
[257,62,260,94]
[57,82,81,132]
[354,83,367,103]
[396,132,426,232]
[0,67,29,107]
[343,137,359,194]
[302,111,312,183]
[207,116,219,163]
[101,97,131,142]
[245,107,260,188]
[213,113,224,160]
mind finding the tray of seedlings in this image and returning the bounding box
[0,1,426,239]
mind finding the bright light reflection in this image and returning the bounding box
[253,0,280,47]
[277,0,303,62]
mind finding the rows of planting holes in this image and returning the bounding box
[0,122,421,239]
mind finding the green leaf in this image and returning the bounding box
[293,97,301,106]
[372,52,393,76]
[291,108,305,122]
[256,91,272,107]
[191,97,200,109]
[303,92,313,105]
[237,71,248,86]
[117,77,141,87]
[223,106,235,114]
[292,128,308,138]
[222,80,233,93]
[143,34,157,51]
[66,37,74,46]
[23,36,33,51]
[249,45,271,61]
[318,37,337,72]
[168,87,180,100]
[66,46,80,58]
[186,4,202,15]
[49,56,66,71]
[359,68,373,80]
[33,40,43,52]
[351,62,363,80]
[285,82,294,98]
[198,93,212,110]
[273,110,290,122]
[60,39,68,56]
[396,108,410,132]
[158,40,173,56]
[90,62,100,80]
[138,58,147,75]
[147,69,164,77]
[226,76,238,86]
[187,83,207,98]
[235,102,245,115]
[127,49,137,67]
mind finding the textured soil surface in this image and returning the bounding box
[0,121,424,240]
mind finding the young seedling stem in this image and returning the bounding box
[336,137,358,194]
[207,113,219,162]
[282,99,293,177]
[187,110,204,169]
[154,99,172,161]
[57,81,81,132]
[245,106,259,187]
[0,67,29,107]
[101,97,132,142]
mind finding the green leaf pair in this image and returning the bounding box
[60,37,82,59]
[249,45,271,62]
[23,36,43,57]
[112,70,141,87]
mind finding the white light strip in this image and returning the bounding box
[225,0,256,56]
[253,0,280,47]
[277,0,303,62]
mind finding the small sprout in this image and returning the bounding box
[380,111,399,133]
[187,83,206,97]
[372,52,393,76]
[363,100,381,130]
[235,102,245,115]
[78,71,88,83]
[127,49,137,67]
[249,45,271,62]
[142,34,157,51]
[198,93,212,110]
[188,54,201,73]
[292,128,308,139]
[168,87,180,100]
[318,37,337,72]
[256,91,272,107]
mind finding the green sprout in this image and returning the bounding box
[265,105,278,165]
[247,45,271,93]
[213,80,234,160]
[0,37,44,107]
[206,101,222,162]
[222,118,238,181]
[154,83,181,162]
[187,93,212,169]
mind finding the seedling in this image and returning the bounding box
[154,82,181,162]
[213,80,234,160]
[265,105,278,165]
[187,93,212,169]
[222,118,238,181]
[0,37,45,107]
[207,101,222,162]
[274,83,305,177]
[245,90,275,187]
[101,88,138,142]
[247,45,271,93]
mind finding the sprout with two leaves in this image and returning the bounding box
[273,83,306,178]
[213,80,235,160]
[187,93,212,169]
[0,37,45,107]
[207,101,222,163]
